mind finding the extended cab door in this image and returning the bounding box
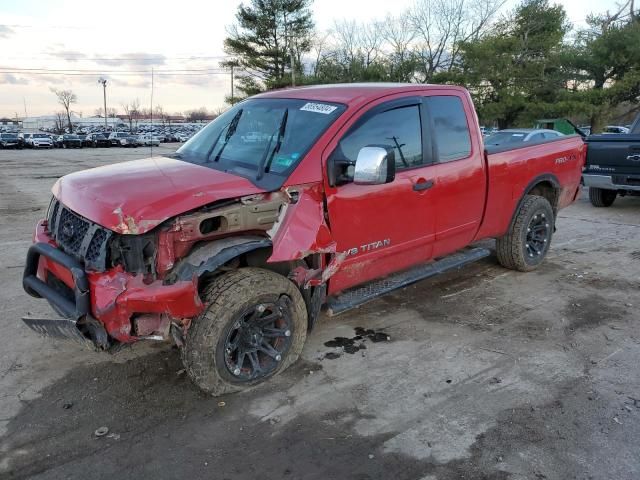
[422,93,486,257]
[323,96,438,294]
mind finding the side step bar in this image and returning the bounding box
[326,247,491,316]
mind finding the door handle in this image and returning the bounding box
[627,154,640,162]
[413,179,434,191]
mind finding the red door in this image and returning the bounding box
[423,93,486,257]
[323,96,438,294]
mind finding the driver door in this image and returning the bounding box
[323,96,437,294]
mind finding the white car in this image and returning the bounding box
[603,125,629,134]
[484,129,564,147]
[137,134,161,146]
[27,133,53,148]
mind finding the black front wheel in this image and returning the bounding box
[182,268,308,395]
[496,195,554,272]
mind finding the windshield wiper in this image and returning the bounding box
[208,108,243,163]
[257,108,288,180]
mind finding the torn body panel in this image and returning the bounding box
[268,184,337,262]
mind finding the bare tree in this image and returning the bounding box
[121,98,141,132]
[51,88,77,132]
[53,111,66,135]
[409,0,504,82]
[107,107,118,118]
[154,105,167,126]
[94,107,104,117]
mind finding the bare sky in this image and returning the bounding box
[0,0,622,118]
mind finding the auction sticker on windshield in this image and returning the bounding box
[300,102,338,114]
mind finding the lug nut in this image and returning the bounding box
[257,304,265,313]
[275,355,282,361]
[284,330,291,337]
[233,367,241,376]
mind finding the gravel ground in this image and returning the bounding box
[1,146,639,480]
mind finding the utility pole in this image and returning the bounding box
[98,78,107,130]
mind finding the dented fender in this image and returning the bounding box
[268,184,344,287]
[268,184,336,261]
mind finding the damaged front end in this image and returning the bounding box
[23,182,341,350]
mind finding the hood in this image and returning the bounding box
[52,156,265,234]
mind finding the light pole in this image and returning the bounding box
[98,78,108,130]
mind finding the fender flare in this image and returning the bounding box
[507,173,561,231]
[165,235,272,284]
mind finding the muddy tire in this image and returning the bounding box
[182,268,308,396]
[588,187,616,207]
[496,195,554,272]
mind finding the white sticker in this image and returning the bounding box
[300,102,338,115]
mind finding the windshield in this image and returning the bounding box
[34,134,49,138]
[176,98,345,189]
[485,132,527,145]
[65,135,79,139]
[1,133,17,139]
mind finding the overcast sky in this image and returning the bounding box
[0,0,623,118]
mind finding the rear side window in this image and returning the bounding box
[335,105,423,171]
[528,133,545,142]
[426,96,471,162]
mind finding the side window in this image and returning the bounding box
[529,133,545,142]
[426,96,472,162]
[542,132,559,139]
[335,105,423,173]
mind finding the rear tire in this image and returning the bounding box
[588,187,616,207]
[182,268,308,396]
[496,195,554,272]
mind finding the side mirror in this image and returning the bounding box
[353,146,395,185]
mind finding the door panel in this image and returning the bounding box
[325,169,436,294]
[324,100,437,294]
[423,94,486,257]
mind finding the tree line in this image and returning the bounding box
[224,0,640,131]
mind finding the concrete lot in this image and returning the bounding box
[1,146,639,480]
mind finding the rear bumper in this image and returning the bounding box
[23,220,204,345]
[583,173,640,191]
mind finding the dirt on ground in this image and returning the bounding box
[1,146,639,480]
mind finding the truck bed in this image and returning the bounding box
[475,135,586,240]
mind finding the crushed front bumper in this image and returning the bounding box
[22,220,205,347]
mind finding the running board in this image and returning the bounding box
[326,247,491,316]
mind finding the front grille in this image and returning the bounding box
[47,197,112,271]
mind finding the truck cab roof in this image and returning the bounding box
[254,83,468,107]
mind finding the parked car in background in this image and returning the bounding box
[59,134,83,148]
[52,135,64,148]
[86,133,111,148]
[0,133,21,149]
[138,134,161,147]
[108,132,138,147]
[603,125,630,134]
[484,129,564,147]
[27,133,53,149]
[77,135,92,148]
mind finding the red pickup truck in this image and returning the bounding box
[23,84,585,394]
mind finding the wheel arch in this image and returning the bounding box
[508,174,561,231]
[166,236,323,330]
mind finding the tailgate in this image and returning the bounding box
[586,134,640,174]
